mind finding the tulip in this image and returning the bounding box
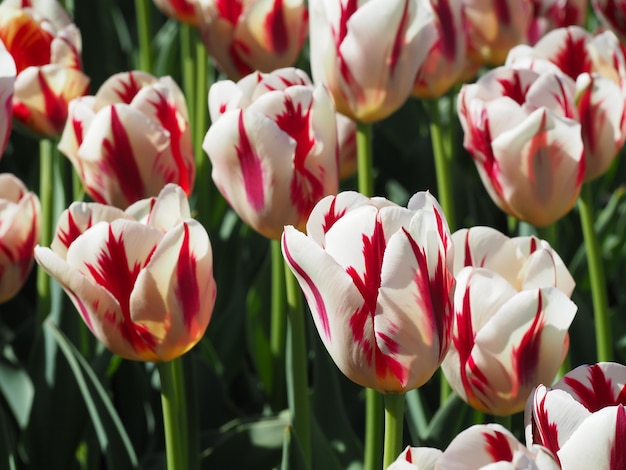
[0,174,40,303]
[527,0,588,45]
[309,0,435,122]
[0,0,89,136]
[463,0,533,66]
[507,26,626,181]
[0,41,15,156]
[412,0,466,99]
[153,0,198,25]
[58,71,195,209]
[34,184,216,361]
[592,0,626,45]
[195,0,308,80]
[458,66,584,227]
[282,191,455,393]
[204,67,339,240]
[386,446,441,470]
[525,362,626,467]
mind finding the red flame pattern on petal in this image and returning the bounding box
[235,111,265,212]
[563,363,626,412]
[485,429,514,462]
[174,223,200,331]
[265,0,288,54]
[611,405,626,469]
[511,290,545,389]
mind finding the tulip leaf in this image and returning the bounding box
[423,393,471,448]
[0,350,33,429]
[281,425,306,470]
[0,402,16,470]
[46,320,138,469]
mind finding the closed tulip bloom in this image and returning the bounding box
[195,0,308,80]
[0,41,15,156]
[34,184,216,362]
[412,0,466,99]
[463,0,533,66]
[310,0,435,122]
[153,0,198,25]
[525,362,626,468]
[0,0,89,136]
[508,26,626,181]
[458,66,584,227]
[0,174,40,303]
[593,0,626,44]
[282,191,455,393]
[527,0,588,45]
[58,71,195,209]
[204,67,338,240]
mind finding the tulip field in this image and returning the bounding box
[2,0,626,469]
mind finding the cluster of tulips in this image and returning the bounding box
[0,0,625,469]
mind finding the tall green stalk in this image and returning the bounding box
[382,393,405,468]
[356,120,383,470]
[284,264,311,467]
[157,358,189,470]
[37,138,54,323]
[134,0,153,73]
[193,38,211,230]
[578,183,612,362]
[271,240,287,411]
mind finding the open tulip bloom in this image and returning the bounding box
[525,362,626,468]
[34,184,216,362]
[58,71,195,209]
[442,226,577,416]
[282,191,455,393]
[204,67,339,240]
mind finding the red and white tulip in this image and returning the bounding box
[58,71,195,209]
[34,184,216,362]
[527,0,588,45]
[195,0,308,80]
[526,362,626,467]
[0,41,15,156]
[0,0,89,136]
[204,67,339,240]
[282,191,455,393]
[386,446,441,470]
[309,0,435,122]
[0,173,40,303]
[153,0,198,25]
[592,0,626,45]
[458,66,584,227]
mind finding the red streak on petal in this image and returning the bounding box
[485,430,514,462]
[564,363,623,412]
[512,290,545,388]
[611,405,626,470]
[331,0,363,103]
[100,106,146,205]
[531,391,562,462]
[174,223,200,331]
[168,0,196,20]
[405,447,412,463]
[37,69,68,134]
[265,0,288,54]
[497,71,528,106]
[433,0,458,62]
[322,196,347,235]
[235,111,265,212]
[466,107,504,198]
[147,89,192,193]
[84,225,158,353]
[282,233,331,341]
[552,30,592,80]
[216,0,243,24]
[529,235,537,254]
[577,78,597,160]
[115,72,143,104]
[0,14,53,74]
[57,210,91,249]
[389,0,410,77]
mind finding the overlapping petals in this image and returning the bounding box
[204,67,338,240]
[195,0,308,80]
[458,66,584,227]
[525,362,626,467]
[0,41,15,156]
[527,0,588,45]
[0,173,40,303]
[0,0,89,136]
[58,71,195,209]
[592,0,626,44]
[34,184,216,362]
[282,191,455,393]
[309,0,435,122]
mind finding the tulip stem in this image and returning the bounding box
[157,358,189,470]
[270,239,287,411]
[181,24,195,125]
[357,121,374,197]
[134,0,153,73]
[382,393,405,468]
[284,262,311,467]
[37,138,54,323]
[493,414,511,430]
[578,183,613,362]
[364,388,383,470]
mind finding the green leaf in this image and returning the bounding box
[46,320,138,469]
[0,402,16,470]
[0,349,33,429]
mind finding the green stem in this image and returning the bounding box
[157,358,189,470]
[493,414,512,430]
[284,263,311,467]
[357,122,374,197]
[37,138,54,323]
[183,355,199,470]
[134,0,153,73]
[193,37,211,230]
[363,388,383,470]
[180,24,195,124]
[382,393,405,469]
[578,183,612,362]
[271,240,287,411]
